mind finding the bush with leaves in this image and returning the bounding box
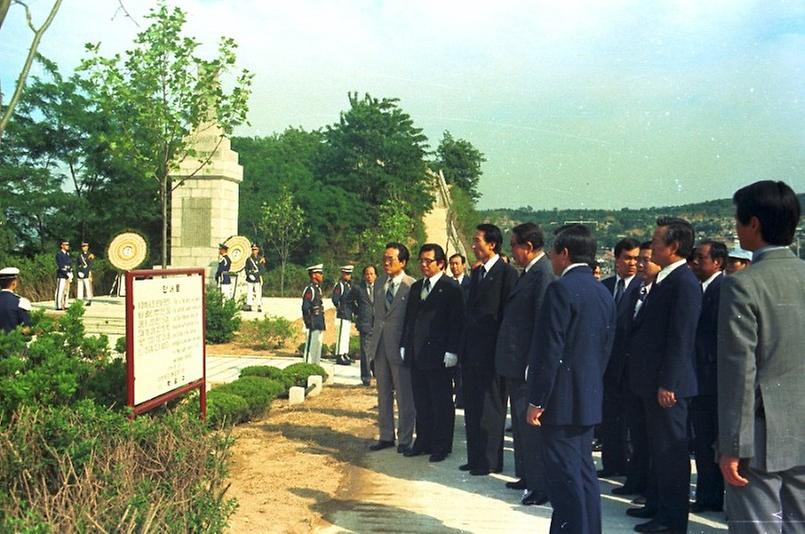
[203,390,250,428]
[212,376,282,419]
[205,285,241,343]
[239,365,294,391]
[282,362,329,388]
[238,316,298,351]
[0,302,124,418]
[0,401,236,533]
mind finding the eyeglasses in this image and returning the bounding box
[382,256,398,264]
[418,257,437,265]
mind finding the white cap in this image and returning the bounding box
[340,265,354,273]
[728,248,753,262]
[307,264,324,273]
[0,267,20,279]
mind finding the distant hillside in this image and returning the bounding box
[478,194,805,254]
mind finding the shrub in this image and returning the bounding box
[239,365,294,391]
[206,285,241,343]
[238,316,298,351]
[114,335,127,355]
[204,390,250,428]
[213,376,281,419]
[283,362,328,388]
[0,401,236,533]
[262,263,310,297]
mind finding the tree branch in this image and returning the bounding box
[112,0,139,27]
[170,134,224,192]
[0,0,63,142]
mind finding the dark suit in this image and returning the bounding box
[449,274,471,406]
[599,275,642,475]
[494,255,555,491]
[347,281,376,383]
[626,263,701,531]
[528,265,615,534]
[401,274,464,456]
[460,257,518,472]
[691,272,725,509]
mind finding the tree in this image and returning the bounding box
[320,92,433,234]
[0,0,63,142]
[359,198,416,265]
[432,130,486,202]
[79,4,252,267]
[259,186,306,296]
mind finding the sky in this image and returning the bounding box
[2,0,804,210]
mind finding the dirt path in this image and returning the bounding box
[225,385,377,533]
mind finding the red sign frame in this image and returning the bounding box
[125,268,206,419]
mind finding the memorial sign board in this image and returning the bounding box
[125,268,206,417]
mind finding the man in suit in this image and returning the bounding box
[495,222,555,505]
[527,224,616,534]
[617,242,660,499]
[460,223,518,476]
[717,180,804,534]
[625,217,702,533]
[347,265,377,386]
[400,244,464,462]
[332,265,354,366]
[367,242,416,453]
[600,238,643,478]
[54,240,72,310]
[448,252,470,408]
[689,239,728,513]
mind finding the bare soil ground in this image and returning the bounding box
[225,383,377,533]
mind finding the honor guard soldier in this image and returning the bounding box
[55,240,72,310]
[302,264,325,364]
[244,243,266,312]
[0,267,32,334]
[215,243,233,300]
[76,242,95,306]
[332,265,354,366]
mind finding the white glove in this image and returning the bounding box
[443,352,458,368]
[399,347,405,361]
[78,272,85,279]
[524,365,529,381]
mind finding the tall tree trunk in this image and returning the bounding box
[280,258,286,297]
[161,178,167,268]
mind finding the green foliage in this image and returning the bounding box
[282,362,329,388]
[359,198,417,265]
[239,365,295,391]
[259,186,307,296]
[212,376,280,419]
[114,335,127,355]
[205,285,241,343]
[432,130,486,202]
[0,402,236,532]
[204,390,250,428]
[0,302,123,418]
[450,185,481,254]
[237,316,298,351]
[78,3,252,266]
[262,263,311,297]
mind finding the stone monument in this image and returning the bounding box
[169,121,243,272]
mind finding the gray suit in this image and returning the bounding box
[368,272,416,447]
[717,247,805,533]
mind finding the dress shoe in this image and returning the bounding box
[470,468,490,476]
[597,469,625,478]
[336,355,352,366]
[689,502,723,513]
[612,485,643,495]
[458,463,474,471]
[361,379,371,386]
[634,519,683,533]
[506,479,528,490]
[403,447,428,457]
[429,453,447,462]
[626,507,657,519]
[632,495,647,505]
[397,444,411,454]
[521,490,549,506]
[369,440,394,451]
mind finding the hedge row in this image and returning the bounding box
[203,363,328,428]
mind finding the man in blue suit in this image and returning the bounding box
[527,224,616,534]
[625,217,702,534]
[689,239,727,513]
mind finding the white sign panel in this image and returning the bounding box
[132,273,204,405]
